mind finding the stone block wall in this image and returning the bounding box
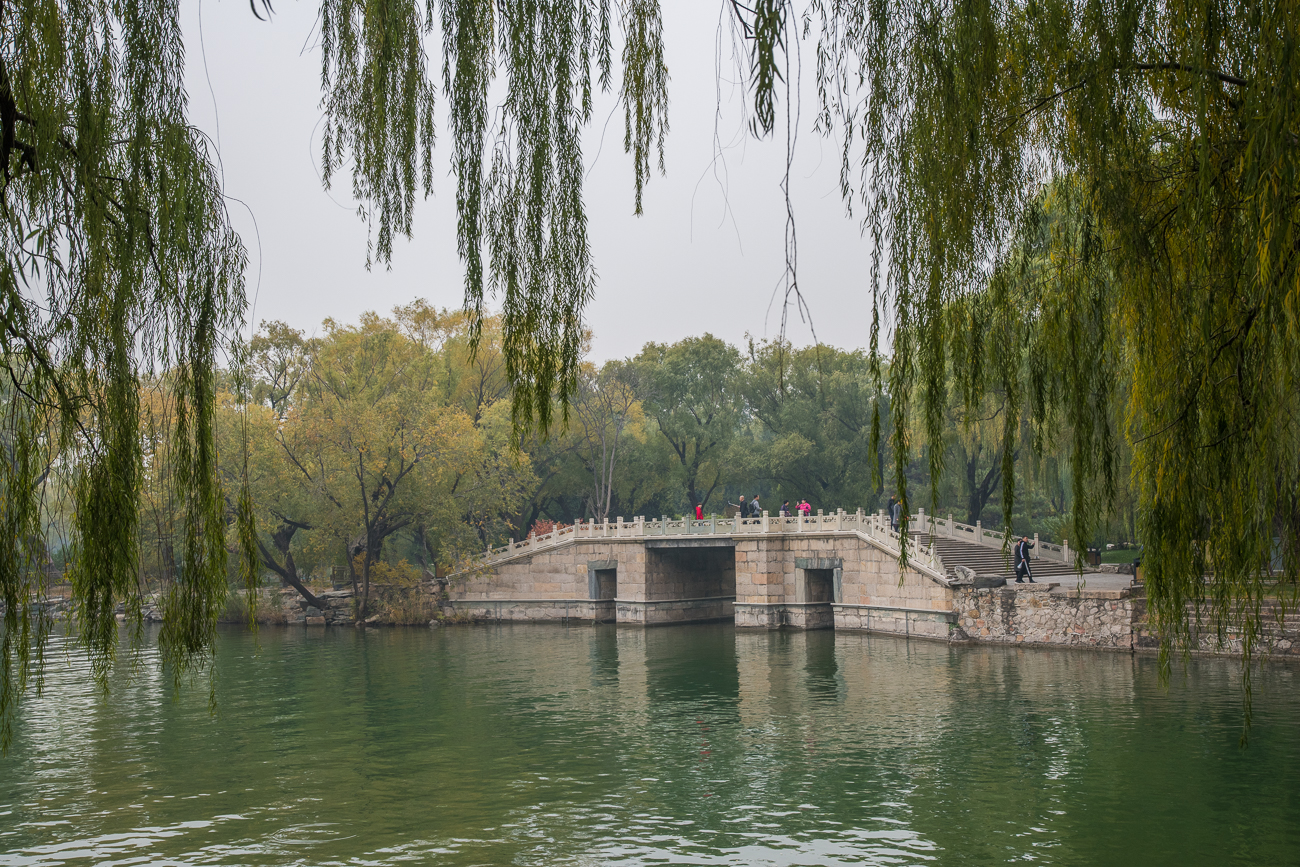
[952,586,1300,656]
[448,599,613,623]
[733,539,787,604]
[617,597,734,625]
[833,606,954,639]
[731,534,954,634]
[734,603,785,628]
[451,539,646,605]
[835,539,951,613]
[783,603,835,630]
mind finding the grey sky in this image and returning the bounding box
[181,0,879,362]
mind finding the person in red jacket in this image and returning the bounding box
[694,503,704,520]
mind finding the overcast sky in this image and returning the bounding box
[180,0,880,362]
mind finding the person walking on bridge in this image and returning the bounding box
[1014,535,1036,583]
[750,495,762,518]
[695,503,704,520]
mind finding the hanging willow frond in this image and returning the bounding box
[0,0,247,750]
[322,0,668,434]
[798,0,1299,715]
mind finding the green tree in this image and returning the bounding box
[236,312,531,620]
[742,339,885,513]
[634,335,745,512]
[571,361,642,522]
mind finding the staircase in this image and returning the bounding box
[910,531,1098,582]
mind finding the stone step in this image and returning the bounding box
[908,532,1101,579]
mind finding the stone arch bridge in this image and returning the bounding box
[450,510,1097,641]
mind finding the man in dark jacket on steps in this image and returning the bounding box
[1014,536,1035,583]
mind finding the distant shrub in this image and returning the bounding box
[369,559,435,625]
[218,588,251,624]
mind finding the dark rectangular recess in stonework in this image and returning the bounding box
[803,569,834,604]
[588,560,618,600]
[594,570,616,600]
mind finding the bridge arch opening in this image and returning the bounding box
[642,540,736,624]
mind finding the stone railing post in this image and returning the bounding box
[1063,539,1070,563]
[1033,532,1040,560]
[976,520,983,546]
[947,514,954,536]
[836,509,844,532]
[617,516,623,538]
[710,514,717,534]
[762,510,770,532]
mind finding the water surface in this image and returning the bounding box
[2,624,1298,865]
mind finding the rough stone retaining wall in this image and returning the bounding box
[953,586,1300,657]
[278,588,357,625]
[1133,597,1300,657]
[953,586,1135,649]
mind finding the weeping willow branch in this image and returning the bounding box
[321,0,668,434]
[799,0,1299,730]
[0,0,247,752]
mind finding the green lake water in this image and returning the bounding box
[2,624,1298,866]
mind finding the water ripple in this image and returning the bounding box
[1,625,1298,865]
